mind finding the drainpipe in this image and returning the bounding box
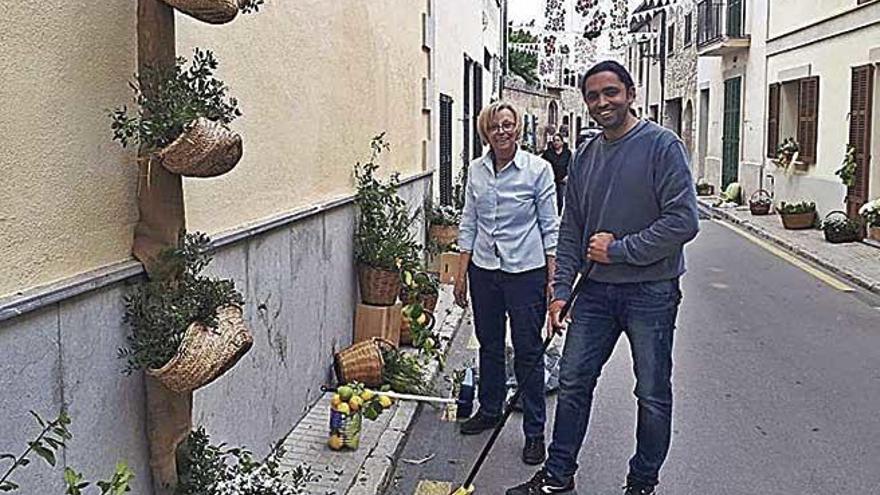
[759,0,770,193]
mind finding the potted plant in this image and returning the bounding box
[821,211,863,244]
[425,203,461,251]
[109,48,243,178]
[748,189,772,215]
[773,138,803,173]
[858,198,880,241]
[777,201,817,230]
[399,269,440,312]
[353,134,421,306]
[695,178,715,196]
[835,145,857,188]
[119,232,253,393]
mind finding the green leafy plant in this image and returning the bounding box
[836,144,857,188]
[381,348,435,396]
[238,0,264,14]
[118,232,244,373]
[353,133,422,271]
[109,48,241,152]
[1,411,132,494]
[509,29,539,85]
[777,201,816,215]
[176,428,315,495]
[425,203,461,227]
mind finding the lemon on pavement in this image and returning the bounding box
[349,396,363,412]
[360,390,375,401]
[331,394,342,408]
[378,395,393,408]
[327,435,344,450]
[336,403,351,415]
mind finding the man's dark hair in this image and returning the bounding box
[581,60,635,98]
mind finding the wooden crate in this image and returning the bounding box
[438,252,461,284]
[354,302,402,345]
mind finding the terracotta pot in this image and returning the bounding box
[868,226,880,241]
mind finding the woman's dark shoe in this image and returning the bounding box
[459,410,500,435]
[522,437,546,465]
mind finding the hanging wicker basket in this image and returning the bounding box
[748,189,772,216]
[157,118,243,178]
[333,338,395,387]
[146,305,253,393]
[822,211,862,244]
[159,0,239,24]
[358,265,401,306]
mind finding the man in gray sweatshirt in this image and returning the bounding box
[507,61,699,495]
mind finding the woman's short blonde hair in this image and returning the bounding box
[476,101,523,146]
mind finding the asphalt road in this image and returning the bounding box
[385,218,880,495]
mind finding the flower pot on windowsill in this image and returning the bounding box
[781,211,816,230]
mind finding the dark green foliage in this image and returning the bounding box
[353,134,422,271]
[119,232,244,374]
[381,348,435,396]
[778,201,816,215]
[238,0,264,14]
[0,411,72,492]
[109,48,241,152]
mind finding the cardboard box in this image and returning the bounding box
[438,252,461,284]
[354,302,402,345]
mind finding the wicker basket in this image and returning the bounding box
[157,118,243,178]
[781,211,816,230]
[333,338,395,387]
[146,305,253,393]
[358,265,401,306]
[748,189,772,216]
[822,211,862,244]
[429,224,459,247]
[159,0,239,24]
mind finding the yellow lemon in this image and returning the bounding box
[330,394,342,408]
[327,435,344,450]
[349,396,363,412]
[378,395,393,409]
[336,403,351,415]
[360,390,375,401]
[416,313,428,326]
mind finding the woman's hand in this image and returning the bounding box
[454,274,468,308]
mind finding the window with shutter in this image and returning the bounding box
[797,76,819,164]
[767,83,780,158]
[439,94,454,206]
[848,65,874,212]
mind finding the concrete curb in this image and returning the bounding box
[697,199,880,295]
[344,287,467,495]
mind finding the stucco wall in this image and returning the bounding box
[766,24,880,210]
[0,2,139,299]
[178,1,429,235]
[768,0,857,39]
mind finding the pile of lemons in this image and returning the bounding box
[328,383,394,450]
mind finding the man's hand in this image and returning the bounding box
[548,298,569,333]
[587,232,615,264]
[454,274,469,308]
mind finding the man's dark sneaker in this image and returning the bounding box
[459,410,500,435]
[506,468,574,495]
[522,437,545,465]
[623,483,656,495]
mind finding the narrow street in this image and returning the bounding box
[386,217,880,495]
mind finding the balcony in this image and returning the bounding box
[697,0,750,56]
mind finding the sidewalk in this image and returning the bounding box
[697,197,880,294]
[280,285,466,495]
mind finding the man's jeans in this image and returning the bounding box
[545,278,682,486]
[469,263,547,440]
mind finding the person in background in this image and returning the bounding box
[506,60,699,495]
[454,101,560,466]
[541,133,573,214]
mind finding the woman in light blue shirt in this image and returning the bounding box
[453,101,559,466]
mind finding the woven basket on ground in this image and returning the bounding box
[780,211,816,230]
[748,189,772,216]
[429,224,459,247]
[822,211,862,244]
[358,265,401,306]
[146,305,253,393]
[334,338,395,387]
[159,0,239,24]
[157,118,243,178]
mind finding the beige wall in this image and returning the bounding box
[768,0,856,39]
[0,1,430,299]
[0,2,138,299]
[178,1,429,234]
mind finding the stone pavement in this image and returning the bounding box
[280,285,466,495]
[697,197,880,294]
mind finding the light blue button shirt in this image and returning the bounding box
[458,147,559,273]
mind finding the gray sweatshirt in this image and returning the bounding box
[553,120,700,302]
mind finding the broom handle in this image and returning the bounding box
[461,262,594,488]
[320,385,457,404]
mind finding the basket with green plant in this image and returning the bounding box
[778,201,817,230]
[821,211,862,244]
